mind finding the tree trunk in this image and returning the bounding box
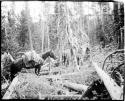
[28,23,33,50]
[65,4,80,71]
[25,2,33,50]
[41,21,45,53]
[41,3,45,53]
[47,25,50,51]
[92,62,123,100]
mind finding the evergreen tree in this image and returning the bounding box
[17,5,32,51]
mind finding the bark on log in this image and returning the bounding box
[2,76,19,99]
[92,62,123,100]
[2,82,9,90]
[63,81,88,93]
[39,94,82,100]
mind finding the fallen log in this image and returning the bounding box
[44,76,88,94]
[92,62,123,100]
[2,76,20,99]
[38,94,82,100]
[63,81,88,93]
[2,82,9,90]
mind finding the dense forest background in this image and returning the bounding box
[1,1,124,59]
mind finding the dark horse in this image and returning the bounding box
[27,50,57,75]
[8,50,57,81]
[41,50,57,60]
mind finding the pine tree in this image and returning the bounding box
[17,3,32,51]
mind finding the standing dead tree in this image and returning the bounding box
[25,2,33,51]
[65,3,90,71]
[41,3,45,53]
[65,3,80,72]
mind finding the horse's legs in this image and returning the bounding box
[67,56,69,67]
[66,55,68,67]
[37,66,41,75]
[77,57,79,65]
[64,55,66,66]
[62,55,64,65]
[35,65,41,76]
[35,68,38,75]
[65,56,67,67]
[67,58,69,67]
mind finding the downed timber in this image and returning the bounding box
[2,82,9,90]
[92,62,123,100]
[63,81,88,93]
[2,76,20,99]
[38,94,81,100]
[44,75,88,93]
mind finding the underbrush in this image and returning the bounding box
[91,42,118,68]
[11,74,57,99]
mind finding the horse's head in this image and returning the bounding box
[49,50,57,60]
[42,50,57,60]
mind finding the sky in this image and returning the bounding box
[2,1,56,22]
[2,1,115,22]
[2,1,94,22]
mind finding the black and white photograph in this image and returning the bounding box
[1,0,124,100]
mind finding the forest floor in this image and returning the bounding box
[2,42,118,99]
[9,61,99,99]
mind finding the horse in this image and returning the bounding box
[22,50,57,74]
[41,50,57,60]
[9,50,57,81]
[1,52,15,81]
[10,58,27,81]
[1,52,14,70]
